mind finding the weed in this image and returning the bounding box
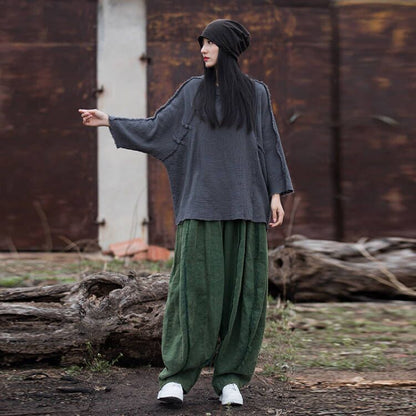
[260,299,297,380]
[83,341,123,373]
[65,365,83,376]
[224,404,233,415]
[0,276,25,287]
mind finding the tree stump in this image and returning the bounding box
[269,235,416,301]
[0,272,169,367]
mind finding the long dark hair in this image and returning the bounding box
[193,49,256,132]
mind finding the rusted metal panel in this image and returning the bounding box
[147,43,199,249]
[338,3,416,239]
[243,6,334,247]
[147,1,334,248]
[0,0,98,250]
[0,0,97,43]
[146,0,331,15]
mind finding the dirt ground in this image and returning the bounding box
[1,253,415,415]
[1,366,415,416]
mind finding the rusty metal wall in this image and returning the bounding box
[0,0,98,250]
[147,0,333,248]
[147,0,416,248]
[338,2,416,240]
[2,1,412,252]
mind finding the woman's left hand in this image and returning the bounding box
[269,193,284,227]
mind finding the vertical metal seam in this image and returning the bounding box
[330,1,344,241]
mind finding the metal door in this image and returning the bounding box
[0,0,98,250]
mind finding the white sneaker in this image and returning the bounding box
[157,382,183,405]
[219,383,243,406]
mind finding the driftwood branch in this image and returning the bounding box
[268,236,416,301]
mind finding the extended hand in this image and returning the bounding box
[269,193,284,227]
[78,109,110,127]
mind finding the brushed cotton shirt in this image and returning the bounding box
[108,76,294,225]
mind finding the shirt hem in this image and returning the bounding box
[175,215,268,226]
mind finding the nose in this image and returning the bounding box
[201,44,207,54]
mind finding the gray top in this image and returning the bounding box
[108,76,294,225]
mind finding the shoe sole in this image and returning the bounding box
[220,395,243,406]
[158,396,183,407]
[221,402,243,406]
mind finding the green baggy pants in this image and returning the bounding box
[158,219,268,395]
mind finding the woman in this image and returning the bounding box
[79,19,293,407]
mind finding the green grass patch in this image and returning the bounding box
[0,257,173,288]
[0,276,26,287]
[261,300,416,377]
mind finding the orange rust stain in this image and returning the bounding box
[339,0,415,6]
[382,188,405,213]
[375,77,391,88]
[390,134,408,146]
[372,11,392,28]
[392,28,407,49]
[361,13,389,34]
[265,68,273,77]
[287,98,306,108]
[285,15,297,38]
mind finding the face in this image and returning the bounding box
[201,38,219,68]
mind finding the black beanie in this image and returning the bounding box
[198,19,250,60]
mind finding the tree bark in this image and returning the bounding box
[0,272,169,367]
[268,235,416,301]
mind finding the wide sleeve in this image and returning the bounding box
[108,81,189,161]
[259,82,294,197]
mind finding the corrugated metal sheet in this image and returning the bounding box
[0,0,98,250]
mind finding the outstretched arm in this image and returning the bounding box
[77,79,192,161]
[78,109,110,127]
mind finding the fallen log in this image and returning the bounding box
[2,236,415,366]
[268,236,416,301]
[0,272,169,367]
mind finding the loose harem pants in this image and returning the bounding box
[158,219,268,395]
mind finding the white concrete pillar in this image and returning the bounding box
[97,0,147,250]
